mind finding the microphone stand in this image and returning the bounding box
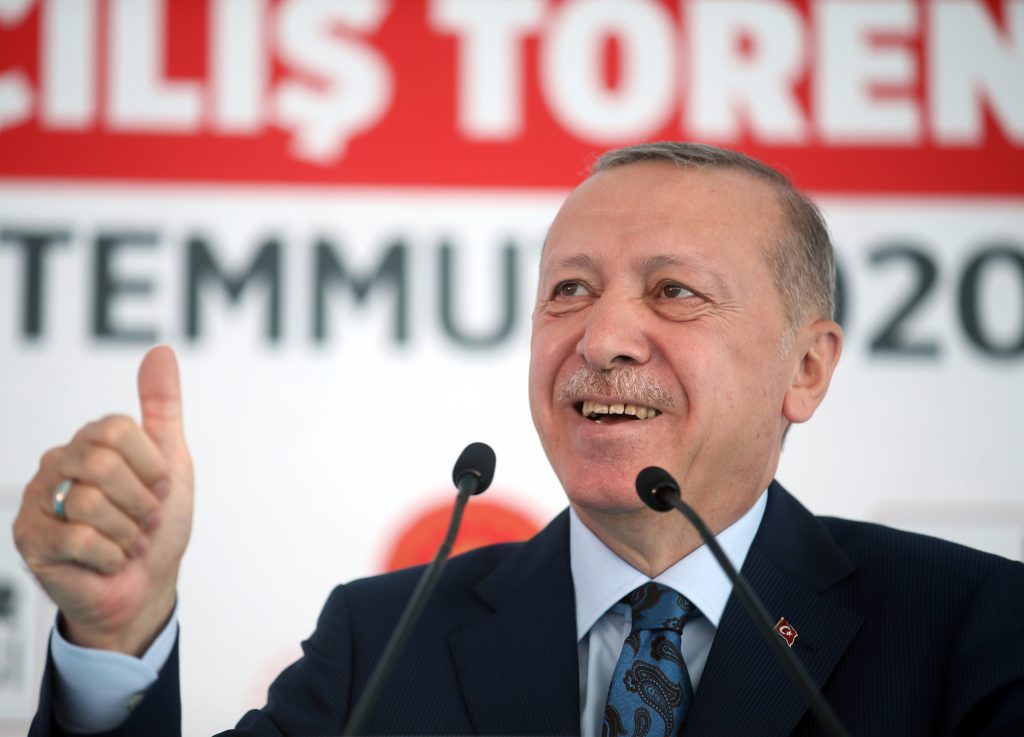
[637,468,850,737]
[343,445,493,736]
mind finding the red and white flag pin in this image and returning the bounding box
[774,617,798,647]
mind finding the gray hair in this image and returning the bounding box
[592,142,837,329]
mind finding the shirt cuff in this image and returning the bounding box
[49,605,178,734]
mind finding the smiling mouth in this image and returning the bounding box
[576,400,662,422]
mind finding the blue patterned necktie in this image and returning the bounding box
[602,582,694,737]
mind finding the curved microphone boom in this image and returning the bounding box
[343,443,496,736]
[635,467,850,737]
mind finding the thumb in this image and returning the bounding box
[138,345,186,453]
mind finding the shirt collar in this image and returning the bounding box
[570,489,768,641]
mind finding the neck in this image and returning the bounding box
[572,504,705,577]
[572,489,765,577]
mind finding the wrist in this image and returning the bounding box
[62,587,177,657]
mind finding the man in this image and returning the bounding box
[15,143,1024,736]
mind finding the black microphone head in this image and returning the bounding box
[635,466,679,512]
[452,442,496,495]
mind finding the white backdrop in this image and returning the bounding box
[1,1,1023,734]
[1,184,1021,735]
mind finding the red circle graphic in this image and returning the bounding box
[381,493,543,572]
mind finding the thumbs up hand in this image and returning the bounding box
[13,346,194,656]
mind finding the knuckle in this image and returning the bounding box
[39,446,64,471]
[116,486,156,522]
[15,540,46,572]
[73,421,97,444]
[80,448,119,483]
[70,486,102,518]
[92,543,122,573]
[94,414,136,448]
[13,495,46,559]
[120,526,142,552]
[70,525,100,558]
[11,518,30,556]
[135,494,159,519]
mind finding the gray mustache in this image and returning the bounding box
[556,366,675,409]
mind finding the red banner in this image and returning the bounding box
[1,0,1021,193]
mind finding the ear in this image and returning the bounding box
[782,320,843,424]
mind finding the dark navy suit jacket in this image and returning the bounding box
[31,483,1024,736]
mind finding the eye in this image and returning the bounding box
[554,280,591,298]
[658,281,695,299]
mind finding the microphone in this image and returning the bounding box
[635,467,850,737]
[452,441,496,496]
[343,443,496,736]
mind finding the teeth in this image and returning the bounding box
[580,401,660,420]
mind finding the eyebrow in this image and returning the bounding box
[547,251,731,294]
[635,253,730,293]
[552,252,601,272]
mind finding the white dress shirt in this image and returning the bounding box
[50,604,178,733]
[52,491,767,735]
[571,491,767,736]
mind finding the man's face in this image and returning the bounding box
[529,162,802,523]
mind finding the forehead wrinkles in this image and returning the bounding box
[548,252,600,273]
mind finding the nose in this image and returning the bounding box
[576,292,652,370]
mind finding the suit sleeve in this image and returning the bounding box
[941,559,1024,736]
[29,586,354,737]
[224,585,355,736]
[29,637,182,737]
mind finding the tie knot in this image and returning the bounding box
[626,582,691,633]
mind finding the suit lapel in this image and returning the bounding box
[449,511,580,736]
[684,484,864,737]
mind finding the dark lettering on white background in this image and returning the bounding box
[314,239,408,344]
[0,228,69,338]
[832,243,1024,360]
[186,236,283,342]
[0,225,534,350]
[959,246,1024,357]
[93,231,159,343]
[439,242,518,348]
[2,223,1022,360]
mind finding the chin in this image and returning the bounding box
[559,470,648,514]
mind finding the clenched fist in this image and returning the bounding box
[13,346,193,656]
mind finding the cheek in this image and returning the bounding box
[528,331,556,401]
[707,336,790,437]
[529,323,573,426]
[530,318,580,379]
[662,330,767,428]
